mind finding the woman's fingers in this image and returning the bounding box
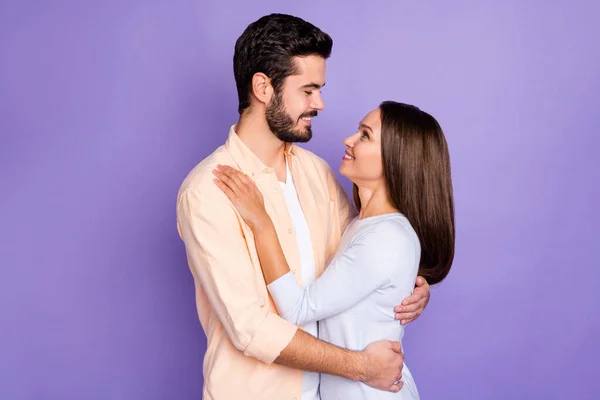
[212,168,241,194]
[213,178,236,203]
[216,165,249,191]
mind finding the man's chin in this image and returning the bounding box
[276,128,312,143]
[292,132,312,143]
[295,126,313,142]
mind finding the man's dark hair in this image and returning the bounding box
[233,13,333,114]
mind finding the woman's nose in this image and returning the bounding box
[343,133,357,147]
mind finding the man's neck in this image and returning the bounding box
[236,112,287,181]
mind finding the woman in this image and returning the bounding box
[213,101,455,399]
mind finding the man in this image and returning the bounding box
[176,13,431,400]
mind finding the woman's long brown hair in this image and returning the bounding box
[353,101,455,285]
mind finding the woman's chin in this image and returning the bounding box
[338,165,352,181]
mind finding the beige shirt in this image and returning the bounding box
[176,125,355,400]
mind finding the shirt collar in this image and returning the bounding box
[224,124,295,177]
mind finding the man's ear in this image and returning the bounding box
[251,72,274,106]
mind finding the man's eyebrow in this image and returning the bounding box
[300,82,326,90]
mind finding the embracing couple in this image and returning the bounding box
[176,13,455,400]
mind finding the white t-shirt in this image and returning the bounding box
[279,161,320,400]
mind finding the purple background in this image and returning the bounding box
[1,1,599,399]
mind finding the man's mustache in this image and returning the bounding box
[299,111,318,119]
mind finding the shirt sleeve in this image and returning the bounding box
[267,220,416,326]
[177,181,298,364]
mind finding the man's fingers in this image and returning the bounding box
[401,292,425,306]
[390,341,403,354]
[398,314,419,325]
[395,301,420,314]
[395,310,418,321]
[388,382,403,392]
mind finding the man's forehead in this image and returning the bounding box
[293,55,326,72]
[289,56,326,86]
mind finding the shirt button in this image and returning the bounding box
[288,228,292,234]
[272,188,277,193]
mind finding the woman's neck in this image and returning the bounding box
[357,184,399,219]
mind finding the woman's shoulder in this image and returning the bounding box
[352,213,418,246]
[347,214,420,272]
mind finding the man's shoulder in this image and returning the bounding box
[177,145,234,202]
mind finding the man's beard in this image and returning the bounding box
[266,91,317,143]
